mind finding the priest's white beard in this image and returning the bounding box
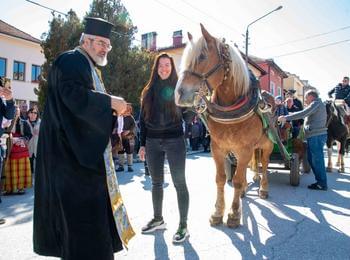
[93,55,108,67]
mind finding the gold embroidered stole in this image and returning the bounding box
[76,47,135,248]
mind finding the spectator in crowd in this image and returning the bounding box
[279,89,328,190]
[328,76,350,104]
[0,76,16,225]
[3,107,32,195]
[275,95,289,143]
[33,17,132,260]
[189,116,203,151]
[286,90,304,138]
[19,102,28,120]
[27,107,41,174]
[116,104,136,172]
[328,76,350,120]
[138,52,190,243]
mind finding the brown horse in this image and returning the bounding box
[175,24,273,228]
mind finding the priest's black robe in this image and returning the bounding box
[33,49,123,260]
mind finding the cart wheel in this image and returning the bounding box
[302,152,311,173]
[290,153,300,186]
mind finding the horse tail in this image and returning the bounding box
[250,149,260,173]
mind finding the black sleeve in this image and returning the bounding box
[22,120,33,141]
[0,99,16,120]
[328,87,335,98]
[51,52,113,170]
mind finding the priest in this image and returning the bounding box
[33,17,134,260]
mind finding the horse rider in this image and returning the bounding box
[328,76,350,122]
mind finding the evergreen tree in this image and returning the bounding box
[36,10,83,111]
[36,0,154,113]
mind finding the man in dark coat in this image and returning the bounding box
[328,76,350,105]
[286,89,304,138]
[33,17,131,260]
[328,76,350,121]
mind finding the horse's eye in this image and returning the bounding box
[198,53,206,61]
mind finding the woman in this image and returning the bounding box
[138,53,190,243]
[27,107,41,174]
[3,107,32,194]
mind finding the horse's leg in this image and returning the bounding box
[326,138,333,172]
[339,139,345,172]
[251,149,261,182]
[227,156,250,228]
[209,145,226,226]
[259,142,273,199]
[336,142,341,167]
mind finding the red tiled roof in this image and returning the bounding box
[0,19,41,44]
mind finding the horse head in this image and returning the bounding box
[325,100,339,124]
[175,24,249,111]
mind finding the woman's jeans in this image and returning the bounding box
[146,136,189,226]
[307,134,327,188]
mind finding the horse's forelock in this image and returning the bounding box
[180,37,208,74]
[179,36,249,97]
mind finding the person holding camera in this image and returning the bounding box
[0,76,16,225]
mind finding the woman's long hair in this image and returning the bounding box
[140,52,179,121]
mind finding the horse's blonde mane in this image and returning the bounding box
[180,36,250,96]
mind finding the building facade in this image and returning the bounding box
[0,19,44,108]
[251,57,288,98]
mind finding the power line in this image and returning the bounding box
[273,39,350,58]
[178,0,241,37]
[24,0,140,42]
[152,0,198,25]
[25,0,67,17]
[260,25,350,50]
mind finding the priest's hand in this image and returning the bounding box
[138,146,146,161]
[111,96,127,115]
[0,86,13,101]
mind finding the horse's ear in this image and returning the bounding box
[187,32,193,41]
[200,23,213,43]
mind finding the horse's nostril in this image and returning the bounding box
[178,88,184,96]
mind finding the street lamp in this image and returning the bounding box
[245,5,283,64]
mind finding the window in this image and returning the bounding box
[15,99,26,106]
[13,61,25,81]
[277,87,282,96]
[270,82,275,96]
[0,58,6,78]
[31,65,41,82]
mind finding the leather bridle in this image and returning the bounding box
[182,42,229,114]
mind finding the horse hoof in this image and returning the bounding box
[240,191,246,198]
[209,215,223,226]
[226,213,240,228]
[326,167,332,172]
[338,168,344,173]
[259,190,269,199]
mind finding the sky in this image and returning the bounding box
[1,0,350,98]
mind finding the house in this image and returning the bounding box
[251,57,288,98]
[283,73,316,103]
[0,19,45,108]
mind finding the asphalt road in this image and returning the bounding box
[0,149,349,260]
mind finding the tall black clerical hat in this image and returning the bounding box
[84,17,114,39]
